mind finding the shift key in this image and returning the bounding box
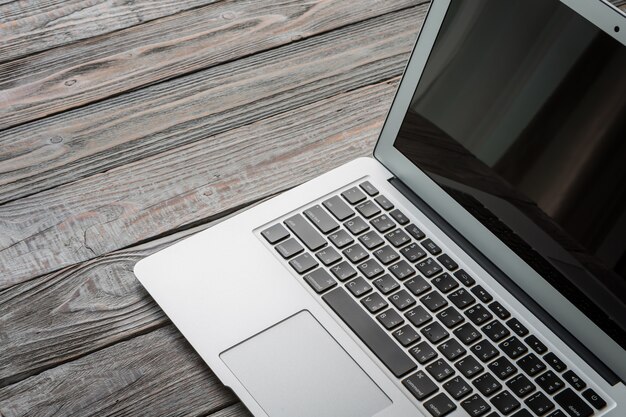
[285,214,326,251]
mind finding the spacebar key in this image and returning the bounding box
[323,287,417,377]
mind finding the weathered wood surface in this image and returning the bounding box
[1,1,624,416]
[0,0,417,130]
[0,6,423,289]
[0,76,399,388]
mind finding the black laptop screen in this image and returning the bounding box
[394,0,626,347]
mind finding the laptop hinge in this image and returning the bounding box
[389,176,621,386]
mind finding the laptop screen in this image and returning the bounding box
[393,0,626,348]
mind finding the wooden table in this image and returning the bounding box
[0,1,624,416]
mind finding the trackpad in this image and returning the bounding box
[220,311,391,417]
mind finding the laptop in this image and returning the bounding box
[134,0,626,416]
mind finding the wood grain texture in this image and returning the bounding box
[0,80,399,387]
[0,325,241,417]
[0,0,221,63]
[0,4,424,207]
[0,0,420,130]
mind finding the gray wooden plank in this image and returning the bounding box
[0,0,221,63]
[204,403,252,417]
[0,7,423,288]
[0,79,398,387]
[0,4,424,207]
[0,0,420,130]
[0,325,241,417]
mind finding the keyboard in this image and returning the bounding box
[260,180,609,417]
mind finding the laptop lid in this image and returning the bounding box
[374,0,626,380]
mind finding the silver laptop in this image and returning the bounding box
[134,0,626,416]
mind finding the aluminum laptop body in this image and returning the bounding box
[134,1,626,416]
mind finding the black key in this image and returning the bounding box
[491,390,520,415]
[437,254,458,271]
[373,274,400,294]
[424,393,456,417]
[342,243,368,264]
[385,229,411,247]
[403,371,438,400]
[455,355,484,378]
[421,322,450,344]
[544,352,567,372]
[444,376,473,400]
[454,269,476,287]
[427,359,456,382]
[355,200,381,219]
[486,413,502,417]
[375,194,394,210]
[329,260,357,281]
[389,260,416,280]
[328,229,354,248]
[489,301,511,320]
[489,357,518,380]
[357,259,384,279]
[359,181,378,196]
[377,308,404,330]
[513,410,534,417]
[358,230,384,250]
[323,195,354,221]
[373,245,399,265]
[562,370,586,391]
[261,223,289,244]
[416,258,443,278]
[471,285,493,303]
[323,288,416,377]
[432,273,459,293]
[461,394,492,416]
[465,304,493,326]
[341,186,366,204]
[422,238,442,255]
[438,338,466,361]
[393,324,421,347]
[344,216,370,235]
[400,242,427,262]
[472,340,499,363]
[536,370,565,395]
[473,372,502,396]
[454,323,482,345]
[581,388,606,410]
[499,336,528,359]
[390,208,410,225]
[554,388,593,417]
[525,392,555,416]
[284,214,326,251]
[448,288,476,309]
[483,320,511,342]
[517,353,546,377]
[405,305,433,327]
[420,290,448,312]
[371,214,395,233]
[410,341,438,364]
[507,318,529,337]
[525,335,547,355]
[346,276,372,297]
[289,252,318,274]
[389,289,416,310]
[405,275,431,296]
[437,306,465,329]
[361,292,388,313]
[275,237,304,258]
[507,374,536,398]
[304,205,339,233]
[315,247,341,266]
[303,268,337,293]
[406,223,426,240]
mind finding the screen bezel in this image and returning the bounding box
[374,0,626,380]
